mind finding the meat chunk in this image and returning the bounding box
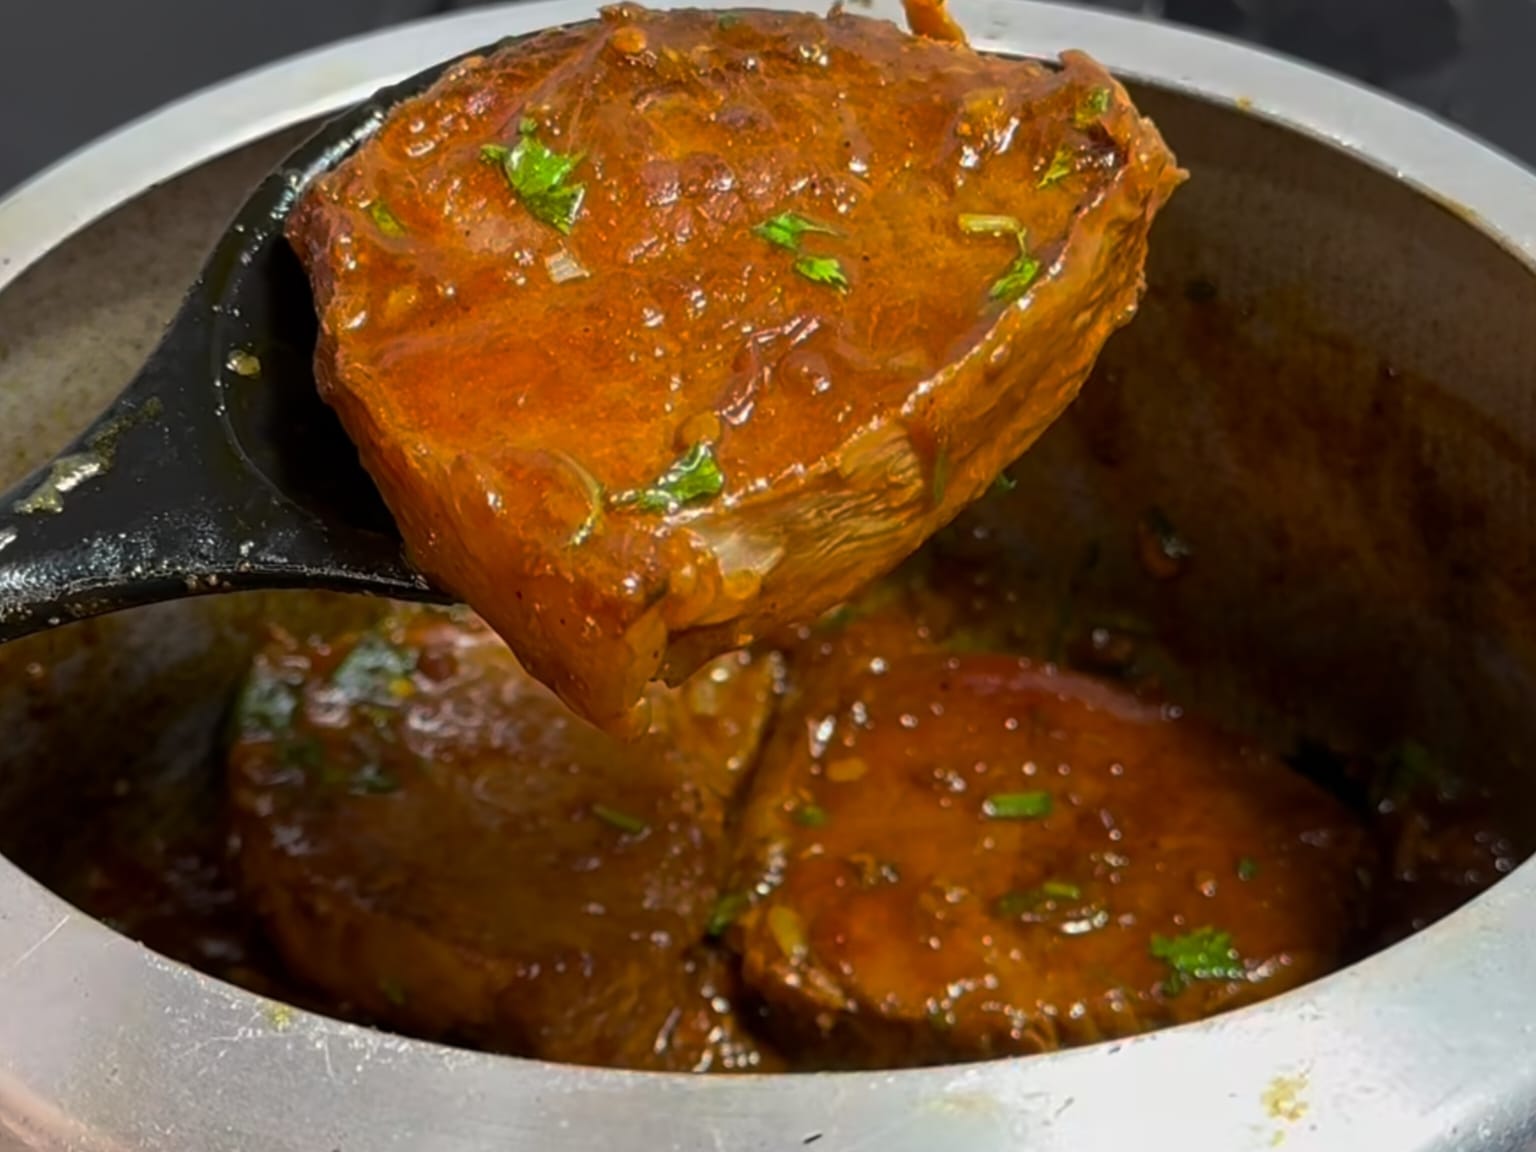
[227,606,782,1071]
[723,650,1369,1066]
[286,3,1185,733]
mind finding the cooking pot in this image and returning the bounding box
[2,1,1536,1149]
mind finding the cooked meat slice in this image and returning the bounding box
[724,651,1368,1067]
[286,3,1185,733]
[227,606,782,1071]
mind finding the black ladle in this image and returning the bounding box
[0,44,516,642]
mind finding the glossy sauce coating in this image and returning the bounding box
[726,641,1368,1065]
[287,3,1185,733]
[227,607,782,1070]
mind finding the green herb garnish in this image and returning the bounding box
[717,11,742,27]
[753,212,849,292]
[235,672,297,735]
[331,632,419,705]
[989,247,1041,303]
[793,803,829,828]
[367,200,406,236]
[793,254,850,292]
[752,211,838,251]
[1237,857,1259,882]
[592,803,649,835]
[613,441,725,514]
[1382,740,1443,800]
[707,891,750,937]
[1037,147,1074,188]
[992,471,1017,493]
[982,791,1053,820]
[994,880,1081,918]
[481,120,586,234]
[349,764,400,796]
[280,735,324,773]
[958,213,1022,235]
[1151,927,1245,995]
[993,890,1039,918]
[1075,86,1112,128]
[960,213,1041,304]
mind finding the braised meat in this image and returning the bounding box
[286,3,1185,733]
[721,646,1369,1066]
[226,607,782,1070]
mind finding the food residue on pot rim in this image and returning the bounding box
[10,396,161,516]
[1263,1072,1309,1124]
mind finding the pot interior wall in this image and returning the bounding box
[0,81,1533,1004]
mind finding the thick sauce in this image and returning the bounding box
[227,608,782,1069]
[287,3,1184,732]
[47,555,1519,1073]
[727,639,1364,1066]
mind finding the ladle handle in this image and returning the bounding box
[0,315,430,646]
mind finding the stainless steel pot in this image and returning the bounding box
[3,2,1536,1149]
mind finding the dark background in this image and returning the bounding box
[0,0,1530,194]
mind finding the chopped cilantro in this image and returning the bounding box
[753,211,849,292]
[331,633,419,705]
[348,764,400,796]
[1151,927,1245,995]
[367,200,405,236]
[962,215,1041,304]
[1383,740,1442,799]
[989,248,1041,303]
[958,213,1022,235]
[280,735,324,773]
[1037,147,1074,188]
[1237,856,1259,882]
[993,890,1039,918]
[793,254,849,292]
[1075,86,1112,128]
[481,121,586,234]
[613,441,725,514]
[994,880,1080,918]
[992,470,1017,493]
[707,891,750,937]
[752,211,838,251]
[793,803,829,828]
[592,803,648,835]
[982,790,1053,820]
[235,672,297,735]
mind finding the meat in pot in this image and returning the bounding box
[725,635,1367,1065]
[227,608,782,1070]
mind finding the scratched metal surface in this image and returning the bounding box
[2,2,1536,1151]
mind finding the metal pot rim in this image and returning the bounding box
[1,3,1533,1149]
